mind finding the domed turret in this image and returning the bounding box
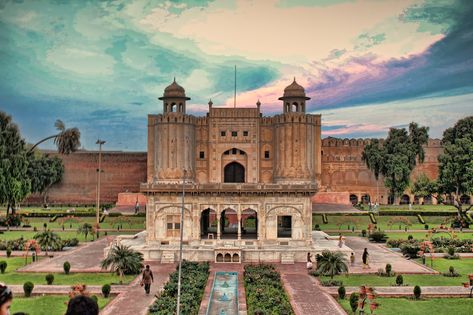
[159,78,190,113]
[278,78,310,113]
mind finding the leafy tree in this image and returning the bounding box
[28,119,81,154]
[101,245,144,282]
[28,154,64,204]
[78,223,93,241]
[411,173,438,200]
[0,111,31,216]
[437,116,473,217]
[362,122,429,204]
[34,230,62,256]
[315,250,348,279]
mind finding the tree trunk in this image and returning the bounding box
[28,134,58,153]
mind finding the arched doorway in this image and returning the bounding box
[460,195,471,205]
[224,162,245,183]
[361,194,370,205]
[400,194,410,205]
[220,208,238,239]
[200,208,217,239]
[349,194,358,205]
[424,195,432,205]
[241,208,257,239]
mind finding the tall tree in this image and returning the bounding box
[411,173,438,201]
[0,112,31,216]
[28,154,64,204]
[28,119,81,154]
[437,116,473,217]
[362,122,429,204]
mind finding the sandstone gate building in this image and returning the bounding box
[139,79,322,262]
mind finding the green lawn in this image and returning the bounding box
[338,297,473,315]
[414,257,473,275]
[327,231,473,241]
[0,257,135,285]
[0,230,138,242]
[10,295,111,315]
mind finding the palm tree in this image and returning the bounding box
[78,223,93,241]
[101,245,144,283]
[316,250,349,279]
[33,230,62,256]
[28,119,81,154]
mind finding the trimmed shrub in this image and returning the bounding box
[443,266,460,277]
[349,292,359,313]
[45,274,54,285]
[91,295,98,303]
[102,284,111,298]
[6,247,12,257]
[448,247,455,256]
[338,286,346,299]
[368,231,388,243]
[63,261,71,274]
[23,281,34,297]
[320,279,343,287]
[361,229,367,237]
[385,264,392,276]
[407,235,413,240]
[413,285,421,299]
[0,261,7,274]
[396,274,404,286]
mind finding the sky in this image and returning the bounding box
[1,0,472,151]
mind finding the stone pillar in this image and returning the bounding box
[237,211,242,241]
[217,212,221,240]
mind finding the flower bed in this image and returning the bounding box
[0,237,79,251]
[387,238,473,257]
[149,261,209,315]
[244,264,294,315]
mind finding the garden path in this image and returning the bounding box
[17,236,115,273]
[344,236,436,274]
[100,262,175,315]
[278,263,347,315]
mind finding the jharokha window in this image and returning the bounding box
[166,215,181,237]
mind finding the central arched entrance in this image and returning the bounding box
[220,208,238,239]
[200,208,217,239]
[241,208,257,239]
[224,162,245,183]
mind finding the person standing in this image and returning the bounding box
[142,265,154,295]
[362,248,370,269]
[350,252,355,267]
[306,252,313,270]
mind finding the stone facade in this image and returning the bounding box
[139,79,323,263]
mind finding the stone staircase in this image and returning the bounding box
[160,251,175,264]
[281,252,295,264]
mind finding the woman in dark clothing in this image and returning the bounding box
[142,265,154,294]
[362,248,370,269]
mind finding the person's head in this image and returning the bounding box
[351,252,354,256]
[65,295,98,315]
[364,248,368,253]
[146,265,150,270]
[0,284,13,315]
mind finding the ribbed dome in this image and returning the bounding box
[279,78,310,100]
[159,78,190,100]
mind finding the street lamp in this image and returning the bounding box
[96,139,106,228]
[176,169,187,315]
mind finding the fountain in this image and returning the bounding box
[206,272,239,315]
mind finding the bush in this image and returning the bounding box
[45,274,54,285]
[413,285,421,299]
[63,261,71,274]
[320,279,343,287]
[102,284,111,298]
[23,281,34,297]
[396,274,404,286]
[424,224,429,230]
[407,235,413,240]
[0,261,7,274]
[368,231,388,243]
[338,286,346,299]
[385,263,392,276]
[6,247,12,257]
[349,292,359,313]
[443,266,460,277]
[91,295,98,303]
[448,246,455,256]
[400,243,421,258]
[361,229,367,237]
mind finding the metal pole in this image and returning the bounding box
[96,139,105,227]
[176,169,186,315]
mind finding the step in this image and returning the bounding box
[160,251,175,264]
[281,252,294,264]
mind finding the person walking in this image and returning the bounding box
[142,265,154,295]
[0,283,13,315]
[362,248,370,269]
[350,252,355,267]
[306,252,313,270]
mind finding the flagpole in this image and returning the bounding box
[234,65,236,108]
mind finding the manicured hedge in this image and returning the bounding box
[244,264,294,315]
[0,237,79,251]
[149,261,209,315]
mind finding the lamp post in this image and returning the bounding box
[176,169,187,315]
[96,139,106,227]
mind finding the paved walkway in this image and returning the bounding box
[18,237,115,273]
[344,236,436,274]
[324,286,473,297]
[100,262,175,315]
[278,263,347,315]
[8,284,128,296]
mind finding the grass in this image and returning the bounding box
[338,297,473,315]
[327,231,473,241]
[0,230,138,242]
[414,257,473,275]
[0,257,135,285]
[10,295,111,315]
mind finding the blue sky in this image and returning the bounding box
[1,0,472,151]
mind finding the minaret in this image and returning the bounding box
[278,78,310,113]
